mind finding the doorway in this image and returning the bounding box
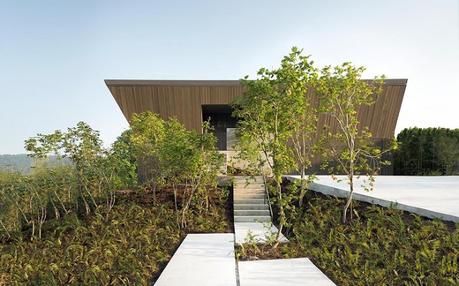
[202,105,238,150]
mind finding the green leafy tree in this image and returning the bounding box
[285,52,320,206]
[128,112,223,228]
[394,127,459,175]
[23,122,127,222]
[174,121,222,228]
[233,47,318,243]
[24,122,105,215]
[109,130,138,190]
[160,118,195,213]
[129,112,165,203]
[316,62,392,223]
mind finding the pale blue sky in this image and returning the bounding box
[1,0,458,154]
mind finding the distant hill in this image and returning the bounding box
[0,154,33,173]
[0,154,71,174]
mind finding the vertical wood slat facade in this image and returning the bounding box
[106,79,407,140]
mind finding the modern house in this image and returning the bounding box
[106,79,407,173]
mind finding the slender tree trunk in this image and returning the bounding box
[273,111,285,247]
[31,221,35,241]
[173,183,178,213]
[50,198,60,219]
[81,194,90,215]
[181,180,199,228]
[152,184,156,205]
[38,207,46,239]
[274,177,284,248]
[342,172,354,224]
[86,186,98,210]
[205,191,209,214]
[54,190,69,214]
[76,171,82,213]
[105,190,116,221]
[350,198,354,220]
[298,167,306,206]
[66,186,73,213]
[15,201,29,225]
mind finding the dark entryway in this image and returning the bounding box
[202,105,238,150]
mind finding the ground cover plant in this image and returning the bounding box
[0,185,230,285]
[237,183,459,286]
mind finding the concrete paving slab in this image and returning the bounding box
[154,233,237,286]
[238,258,336,286]
[287,175,459,222]
[234,222,288,245]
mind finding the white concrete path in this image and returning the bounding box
[287,175,459,222]
[154,175,338,285]
[234,222,288,245]
[238,258,336,286]
[154,233,237,286]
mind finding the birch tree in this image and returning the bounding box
[316,62,393,223]
[233,47,318,243]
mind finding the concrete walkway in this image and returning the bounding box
[287,175,459,222]
[238,258,336,286]
[153,233,334,286]
[233,176,288,244]
[154,233,237,286]
[154,176,336,285]
[234,222,288,244]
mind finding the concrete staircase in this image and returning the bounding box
[233,176,271,223]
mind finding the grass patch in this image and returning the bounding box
[237,185,459,286]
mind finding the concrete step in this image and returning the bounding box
[234,188,265,192]
[233,178,264,184]
[233,180,263,184]
[234,209,270,216]
[234,188,265,193]
[234,184,265,189]
[234,194,265,200]
[234,190,265,195]
[234,216,272,222]
[234,204,270,210]
[234,198,266,205]
[233,176,263,180]
[234,183,265,187]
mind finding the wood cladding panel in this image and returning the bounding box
[106,80,406,139]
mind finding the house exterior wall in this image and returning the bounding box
[106,79,407,141]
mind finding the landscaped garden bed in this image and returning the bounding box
[236,181,459,286]
[0,186,231,285]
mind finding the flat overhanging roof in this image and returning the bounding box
[105,78,408,87]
